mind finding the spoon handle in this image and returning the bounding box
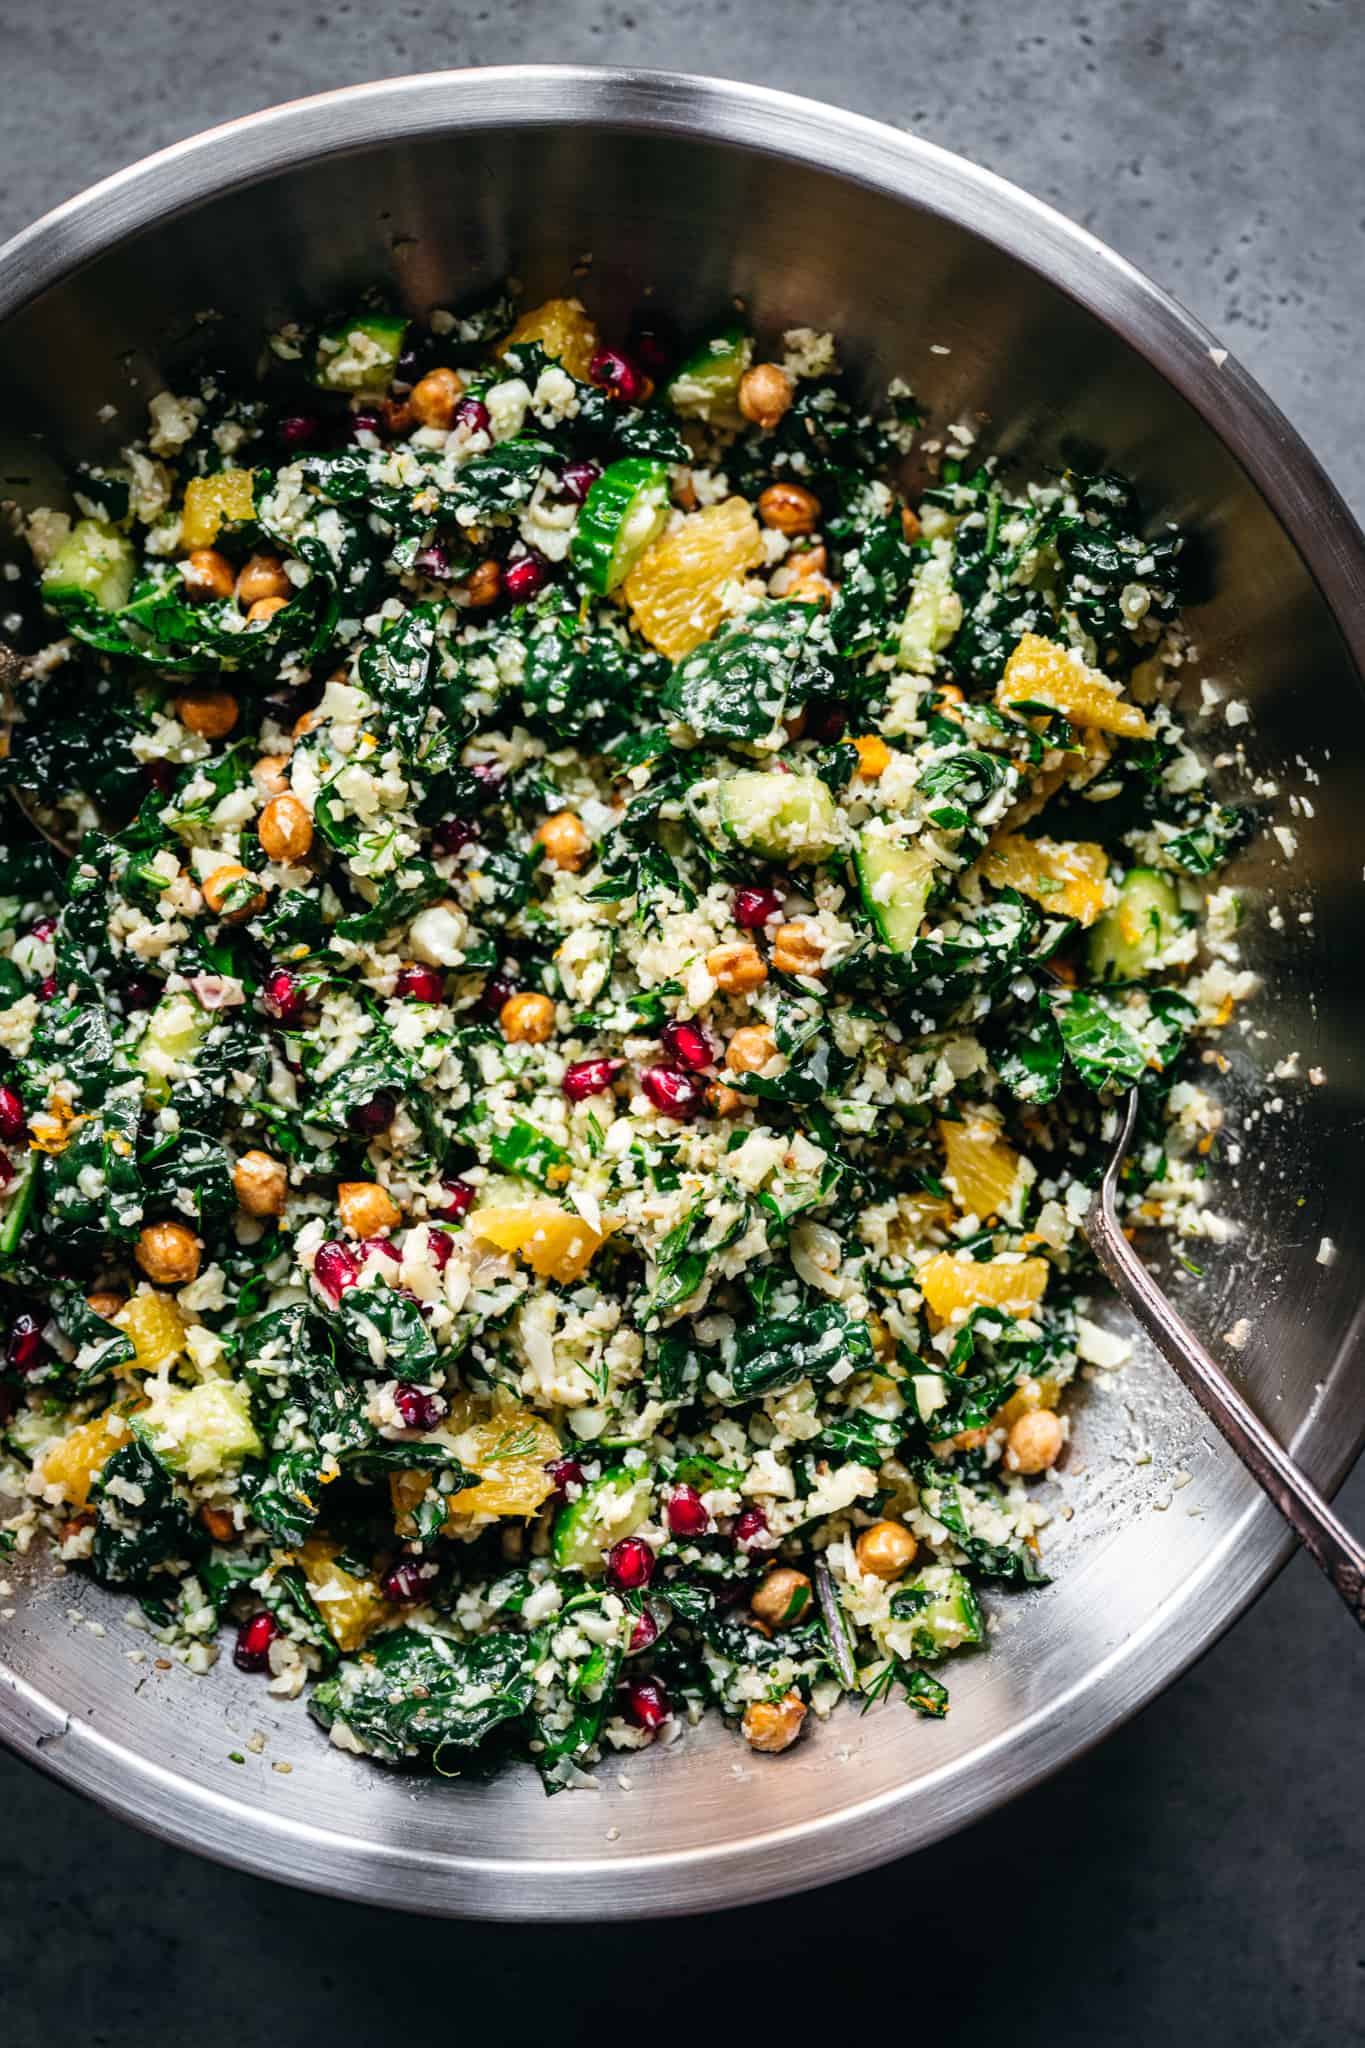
[1085,1088,1365,1628]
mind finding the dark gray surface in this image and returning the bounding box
[2,1,1362,2038]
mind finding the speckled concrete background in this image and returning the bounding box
[2,4,1363,2042]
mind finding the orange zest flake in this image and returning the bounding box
[29,1097,89,1155]
[998,632,1153,740]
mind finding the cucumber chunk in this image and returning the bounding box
[41,520,135,612]
[890,1564,984,1660]
[551,1467,652,1575]
[135,1378,262,1480]
[571,458,670,594]
[666,325,753,421]
[1087,866,1180,980]
[313,313,409,392]
[855,828,935,953]
[719,770,840,864]
[135,993,213,1109]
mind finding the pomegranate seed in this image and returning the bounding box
[628,311,678,376]
[278,413,321,450]
[358,1236,401,1265]
[608,1536,655,1591]
[6,1313,44,1373]
[504,551,549,603]
[122,976,157,1012]
[382,1558,437,1603]
[313,1240,359,1300]
[562,1057,623,1102]
[29,917,55,941]
[233,1612,280,1673]
[732,1505,769,1549]
[348,1091,395,1136]
[805,698,848,742]
[641,1066,704,1120]
[665,1484,710,1538]
[394,1383,446,1432]
[588,348,647,405]
[480,974,516,1017]
[0,1086,25,1144]
[426,1227,454,1270]
[559,458,601,504]
[433,815,478,854]
[262,968,305,1023]
[733,885,783,929]
[37,975,57,1002]
[453,395,491,435]
[546,1456,584,1504]
[349,408,386,442]
[659,1019,713,1071]
[413,540,453,580]
[434,1177,475,1221]
[628,1607,660,1654]
[622,1674,670,1731]
[395,964,443,1003]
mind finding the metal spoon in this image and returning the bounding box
[1085,1086,1365,1626]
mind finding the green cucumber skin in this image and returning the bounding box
[312,315,409,393]
[855,834,934,954]
[571,459,670,595]
[719,771,839,864]
[1087,867,1180,980]
[666,327,753,419]
[551,1468,646,1574]
[41,520,136,611]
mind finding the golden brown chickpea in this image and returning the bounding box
[245,595,289,626]
[706,1082,746,1118]
[705,941,768,994]
[741,1691,808,1754]
[381,397,416,437]
[738,362,795,430]
[232,1150,288,1219]
[181,548,235,601]
[202,863,266,921]
[750,1567,814,1630]
[134,1221,201,1287]
[338,1181,402,1238]
[292,706,325,739]
[235,553,291,609]
[785,551,837,608]
[251,754,292,798]
[725,1023,778,1075]
[934,683,966,724]
[852,733,892,780]
[409,366,465,430]
[771,922,825,977]
[462,559,503,609]
[199,1504,236,1543]
[500,991,556,1045]
[757,481,821,536]
[855,1519,919,1582]
[258,793,315,864]
[535,810,591,873]
[1006,1407,1065,1475]
[85,1290,127,1321]
[900,504,922,544]
[174,688,239,740]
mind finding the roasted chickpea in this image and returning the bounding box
[462,559,503,609]
[381,397,416,437]
[705,941,768,994]
[135,1221,201,1287]
[741,1691,808,1754]
[245,595,289,626]
[771,922,825,977]
[202,863,266,921]
[85,1290,126,1321]
[900,504,922,544]
[409,366,465,430]
[235,553,291,609]
[855,1519,919,1582]
[785,551,836,607]
[251,754,292,798]
[725,1023,778,1075]
[750,1567,813,1631]
[852,733,892,779]
[181,548,235,601]
[757,481,821,536]
[738,362,795,430]
[174,687,239,740]
[1006,1407,1065,1475]
[199,1504,236,1543]
[500,991,556,1045]
[934,683,966,723]
[706,1082,745,1117]
[258,793,314,863]
[338,1181,402,1238]
[232,1149,288,1219]
[292,706,325,739]
[535,810,591,872]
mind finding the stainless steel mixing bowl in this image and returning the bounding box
[1,67,1363,1921]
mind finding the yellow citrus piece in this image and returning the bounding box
[919,1251,1050,1321]
[980,833,1112,928]
[937,1117,1029,1223]
[389,1396,561,1534]
[113,1290,186,1374]
[469,1202,614,1285]
[998,632,1152,739]
[38,1410,133,1508]
[297,1536,386,1652]
[496,297,600,383]
[993,1373,1062,1432]
[181,469,255,550]
[624,497,765,660]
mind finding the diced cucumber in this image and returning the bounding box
[554,924,616,1006]
[666,325,753,421]
[134,1378,262,1481]
[1087,866,1180,980]
[719,770,840,864]
[0,1152,38,1262]
[41,519,135,612]
[897,559,963,674]
[890,1564,983,1660]
[135,993,213,1108]
[551,1467,653,1575]
[570,458,670,595]
[312,313,409,393]
[855,827,935,953]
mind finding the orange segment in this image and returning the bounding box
[389,1398,561,1534]
[980,833,1112,928]
[919,1251,1050,1321]
[624,497,765,659]
[297,1536,386,1652]
[496,297,600,383]
[937,1118,1029,1222]
[998,632,1152,739]
[38,1411,133,1507]
[181,469,255,549]
[469,1202,614,1285]
[113,1291,186,1374]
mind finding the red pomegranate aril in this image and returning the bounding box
[278,413,321,450]
[395,964,444,1003]
[434,1177,475,1222]
[348,1091,396,1136]
[394,1383,446,1432]
[0,1086,25,1144]
[349,407,386,442]
[665,1484,710,1539]
[628,1607,660,1654]
[433,815,478,854]
[504,551,549,603]
[313,1240,359,1300]
[623,1674,670,1731]
[588,348,647,405]
[562,1057,623,1103]
[6,1313,44,1373]
[413,540,453,580]
[659,1019,713,1071]
[233,1612,280,1673]
[29,917,56,942]
[546,1456,584,1503]
[426,1226,455,1270]
[262,968,306,1023]
[122,976,157,1012]
[453,395,491,435]
[359,1236,401,1266]
[733,885,783,929]
[732,1505,769,1550]
[559,458,601,504]
[480,974,516,1017]
[607,1536,655,1591]
[641,1066,704,1120]
[37,975,57,1002]
[805,698,848,742]
[382,1558,437,1604]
